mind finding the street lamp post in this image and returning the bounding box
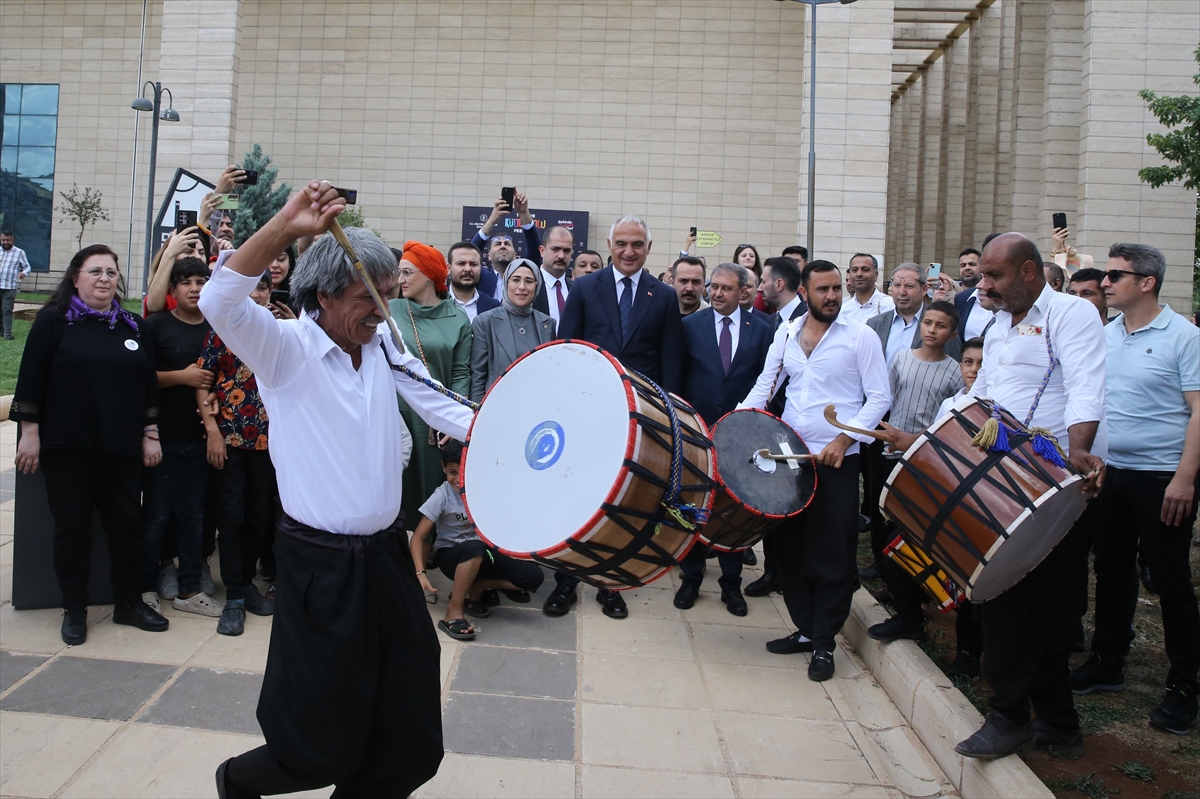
[131,82,180,295]
[778,0,857,259]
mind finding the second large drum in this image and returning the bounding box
[462,341,715,589]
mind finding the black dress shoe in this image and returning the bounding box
[112,602,169,632]
[857,513,872,533]
[955,712,1034,759]
[857,561,882,580]
[766,631,813,654]
[61,609,87,645]
[596,588,628,618]
[502,589,531,603]
[741,549,757,566]
[808,650,835,681]
[744,572,779,597]
[867,615,925,642]
[674,581,700,609]
[1031,719,1084,757]
[542,586,577,616]
[216,757,261,799]
[480,588,501,607]
[1138,563,1157,595]
[721,588,748,617]
[1069,654,1126,695]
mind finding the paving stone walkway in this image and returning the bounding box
[0,420,955,798]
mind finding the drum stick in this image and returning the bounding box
[754,449,818,462]
[326,218,409,356]
[823,404,892,443]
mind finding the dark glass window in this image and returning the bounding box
[0,84,59,272]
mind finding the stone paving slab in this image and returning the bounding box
[0,656,176,721]
[0,650,46,692]
[138,666,263,736]
[453,645,577,701]
[442,692,576,762]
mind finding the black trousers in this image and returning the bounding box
[227,513,443,797]
[761,528,779,576]
[981,517,1091,729]
[777,454,861,652]
[1090,466,1200,689]
[433,539,545,592]
[679,544,743,593]
[212,448,276,602]
[865,441,891,563]
[40,449,145,611]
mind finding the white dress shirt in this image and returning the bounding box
[962,288,994,341]
[970,282,1106,457]
[841,289,895,325]
[739,312,891,456]
[199,265,475,535]
[885,311,920,367]
[542,267,569,325]
[613,266,642,304]
[714,306,742,360]
[776,294,804,323]
[453,289,481,321]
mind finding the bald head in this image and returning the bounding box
[978,232,1045,316]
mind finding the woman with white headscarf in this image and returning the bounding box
[469,258,556,403]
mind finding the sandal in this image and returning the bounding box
[438,618,476,641]
[463,599,491,619]
[502,589,531,604]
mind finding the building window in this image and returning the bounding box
[1,84,59,273]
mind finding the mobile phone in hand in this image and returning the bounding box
[176,209,198,231]
[927,263,942,297]
[270,290,290,306]
[1052,212,1067,230]
[690,226,697,237]
[335,187,357,205]
[501,186,516,208]
[242,169,259,186]
[215,195,240,210]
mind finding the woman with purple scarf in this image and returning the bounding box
[12,244,170,645]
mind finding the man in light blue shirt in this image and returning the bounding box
[1070,243,1200,736]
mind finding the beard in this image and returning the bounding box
[492,253,514,271]
[961,272,980,287]
[809,301,840,324]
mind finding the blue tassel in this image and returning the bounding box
[990,420,1011,453]
[1031,432,1067,467]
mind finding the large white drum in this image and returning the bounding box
[461,341,715,589]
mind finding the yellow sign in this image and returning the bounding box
[695,231,723,248]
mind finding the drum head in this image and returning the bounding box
[711,409,814,518]
[463,342,632,555]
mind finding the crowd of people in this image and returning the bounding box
[7,167,1199,794]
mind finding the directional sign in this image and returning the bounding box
[695,231,723,248]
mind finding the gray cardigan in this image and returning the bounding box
[469,306,557,402]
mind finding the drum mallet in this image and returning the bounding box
[754,449,818,462]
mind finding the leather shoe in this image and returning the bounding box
[1032,719,1084,757]
[216,757,261,799]
[112,602,169,632]
[867,615,925,642]
[766,631,813,654]
[744,572,779,597]
[596,588,628,619]
[721,588,748,616]
[480,588,501,607]
[857,561,882,580]
[955,712,1034,759]
[808,649,835,681]
[543,586,577,616]
[61,609,87,645]
[674,581,700,609]
[741,549,757,566]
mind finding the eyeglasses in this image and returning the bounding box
[1105,269,1150,283]
[83,268,120,280]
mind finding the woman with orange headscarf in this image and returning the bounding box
[389,241,473,528]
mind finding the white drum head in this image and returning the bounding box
[463,343,633,555]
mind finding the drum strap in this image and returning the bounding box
[378,341,479,411]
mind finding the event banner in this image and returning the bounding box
[462,206,590,270]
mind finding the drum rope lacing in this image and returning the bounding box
[970,321,1067,468]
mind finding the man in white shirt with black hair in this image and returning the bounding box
[201,182,475,799]
[955,231,1106,761]
[739,259,890,683]
[447,240,499,321]
[841,252,894,325]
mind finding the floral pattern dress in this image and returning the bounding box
[198,330,269,449]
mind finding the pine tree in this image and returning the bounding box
[232,144,290,246]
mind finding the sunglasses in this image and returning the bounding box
[491,236,514,245]
[1105,269,1150,283]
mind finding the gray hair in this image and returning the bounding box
[1108,242,1166,293]
[608,214,653,243]
[712,262,749,290]
[290,227,399,314]
[892,261,926,284]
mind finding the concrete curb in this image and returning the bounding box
[0,395,11,422]
[843,590,1053,799]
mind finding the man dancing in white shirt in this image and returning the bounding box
[202,182,475,798]
[738,260,890,682]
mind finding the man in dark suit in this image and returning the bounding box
[954,247,996,342]
[447,241,500,321]
[545,214,685,620]
[532,225,573,328]
[470,190,542,300]
[675,263,774,616]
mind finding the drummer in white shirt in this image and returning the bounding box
[739,260,890,683]
[954,232,1106,761]
[200,182,475,798]
[840,253,895,325]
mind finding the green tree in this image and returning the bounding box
[56,184,110,248]
[1138,44,1200,310]
[336,204,383,239]
[232,143,290,246]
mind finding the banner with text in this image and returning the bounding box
[462,206,590,271]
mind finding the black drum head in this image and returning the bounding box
[712,409,815,517]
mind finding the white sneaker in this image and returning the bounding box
[200,560,216,595]
[158,563,179,600]
[141,591,161,613]
[173,592,223,617]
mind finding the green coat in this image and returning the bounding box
[389,297,472,529]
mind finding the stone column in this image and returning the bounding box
[967,5,1005,246]
[915,57,946,265]
[992,0,1018,233]
[1038,0,1084,247]
[940,33,971,264]
[1078,1,1199,311]
[1009,0,1049,238]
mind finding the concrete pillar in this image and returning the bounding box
[967,6,1005,247]
[901,79,924,267]
[885,99,906,270]
[992,0,1017,233]
[1009,0,1049,238]
[916,57,946,265]
[1038,0,1084,247]
[940,34,971,264]
[1078,1,1199,312]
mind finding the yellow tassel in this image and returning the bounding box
[972,417,999,449]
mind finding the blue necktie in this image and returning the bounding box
[618,276,633,343]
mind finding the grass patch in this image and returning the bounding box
[0,318,33,395]
[1051,771,1119,799]
[1114,761,1155,782]
[1075,693,1146,735]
